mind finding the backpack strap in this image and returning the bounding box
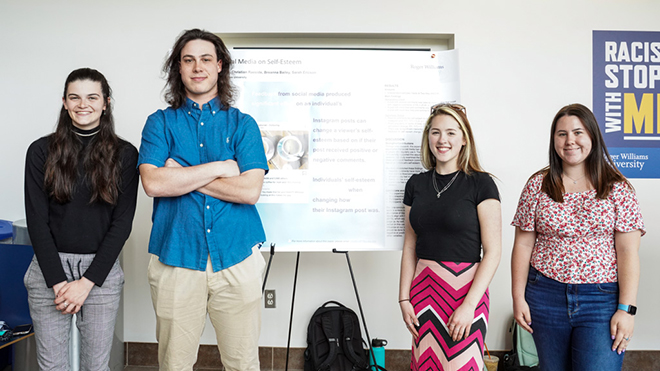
[317,313,340,371]
[340,312,369,370]
[323,300,346,308]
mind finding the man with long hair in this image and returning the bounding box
[138,29,268,371]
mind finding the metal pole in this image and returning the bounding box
[262,243,276,293]
[332,248,378,369]
[285,251,301,371]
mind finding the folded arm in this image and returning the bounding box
[155,158,265,205]
[197,168,265,205]
[139,160,239,198]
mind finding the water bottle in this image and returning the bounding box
[0,320,11,341]
[370,338,387,370]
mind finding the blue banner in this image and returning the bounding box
[593,30,660,178]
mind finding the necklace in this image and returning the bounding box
[563,173,586,184]
[73,129,100,137]
[432,171,459,198]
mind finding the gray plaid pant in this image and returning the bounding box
[24,253,123,371]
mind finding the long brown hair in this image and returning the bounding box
[420,103,484,175]
[541,103,630,202]
[44,68,122,205]
[163,28,235,110]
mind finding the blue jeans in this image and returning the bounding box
[525,266,624,371]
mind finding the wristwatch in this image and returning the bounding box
[617,304,637,315]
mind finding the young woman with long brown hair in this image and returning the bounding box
[24,68,138,371]
[511,103,644,371]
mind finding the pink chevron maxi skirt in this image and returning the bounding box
[410,260,489,371]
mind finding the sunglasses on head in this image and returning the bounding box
[430,103,466,115]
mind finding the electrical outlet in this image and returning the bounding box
[265,289,276,309]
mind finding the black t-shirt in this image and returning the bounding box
[403,170,500,263]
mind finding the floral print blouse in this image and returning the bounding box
[512,173,645,284]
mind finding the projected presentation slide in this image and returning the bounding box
[232,49,460,251]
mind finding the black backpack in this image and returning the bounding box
[304,301,370,371]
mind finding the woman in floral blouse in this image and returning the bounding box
[511,103,644,371]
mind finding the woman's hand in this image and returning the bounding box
[610,310,634,355]
[447,303,475,341]
[400,300,419,339]
[54,277,95,314]
[513,297,533,334]
[52,281,66,297]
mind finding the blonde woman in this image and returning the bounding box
[399,103,501,371]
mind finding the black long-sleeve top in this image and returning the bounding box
[24,128,139,287]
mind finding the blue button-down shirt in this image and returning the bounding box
[138,97,267,271]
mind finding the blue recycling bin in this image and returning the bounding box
[0,219,34,328]
[0,220,12,244]
[0,219,37,370]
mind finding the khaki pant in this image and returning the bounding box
[148,245,265,371]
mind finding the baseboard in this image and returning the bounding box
[125,342,660,370]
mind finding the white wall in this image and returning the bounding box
[1,0,658,351]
